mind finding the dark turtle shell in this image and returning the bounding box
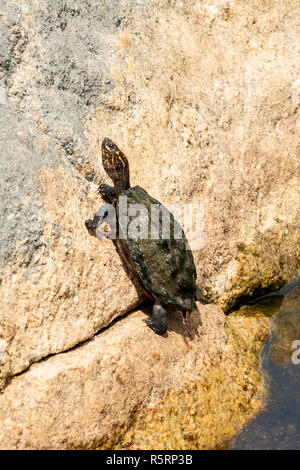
[118,186,197,311]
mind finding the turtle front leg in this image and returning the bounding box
[98,184,116,203]
[85,213,104,234]
[144,302,167,335]
[85,203,116,239]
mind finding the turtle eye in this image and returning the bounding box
[105,141,115,152]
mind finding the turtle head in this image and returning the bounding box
[102,138,130,194]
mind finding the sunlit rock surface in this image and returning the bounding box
[0,0,298,449]
[0,305,271,450]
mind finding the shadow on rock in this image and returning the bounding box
[139,300,202,340]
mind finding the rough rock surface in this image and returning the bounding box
[0,305,270,450]
[0,0,299,449]
[0,101,141,389]
[0,0,146,390]
[117,310,271,450]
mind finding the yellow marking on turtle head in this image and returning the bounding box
[101,137,130,190]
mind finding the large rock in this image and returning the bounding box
[0,103,141,389]
[0,0,299,448]
[0,305,271,450]
[0,0,148,389]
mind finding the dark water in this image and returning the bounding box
[230,283,300,450]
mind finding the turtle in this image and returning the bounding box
[85,137,199,335]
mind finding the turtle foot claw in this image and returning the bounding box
[85,218,96,233]
[144,317,167,336]
[85,215,102,232]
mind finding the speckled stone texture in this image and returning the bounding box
[0,0,299,449]
[0,305,271,450]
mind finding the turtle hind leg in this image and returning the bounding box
[98,183,116,203]
[144,302,167,335]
